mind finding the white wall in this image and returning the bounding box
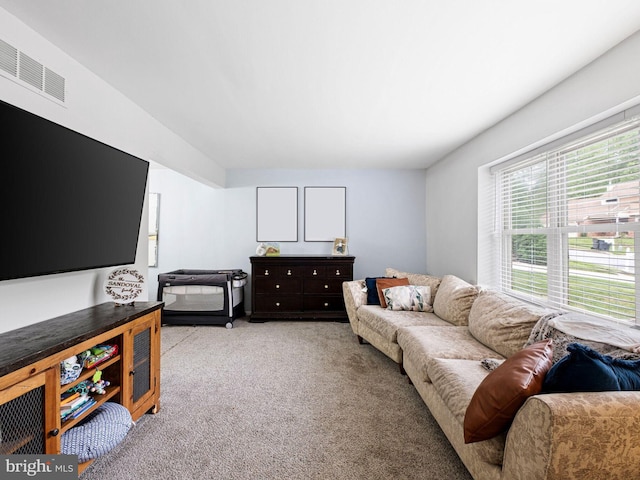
[149,168,427,312]
[147,167,226,298]
[425,31,640,285]
[0,8,225,332]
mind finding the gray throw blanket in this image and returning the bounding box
[525,312,640,364]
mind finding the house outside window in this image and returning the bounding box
[494,117,640,324]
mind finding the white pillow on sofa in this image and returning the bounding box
[383,285,433,312]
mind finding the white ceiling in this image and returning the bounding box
[2,1,640,170]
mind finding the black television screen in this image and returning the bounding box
[0,99,149,281]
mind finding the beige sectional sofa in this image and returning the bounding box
[342,268,640,480]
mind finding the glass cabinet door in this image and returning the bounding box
[0,369,58,455]
[132,323,151,405]
[125,313,160,421]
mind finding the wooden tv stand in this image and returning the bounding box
[0,301,163,474]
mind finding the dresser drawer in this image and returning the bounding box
[326,264,352,278]
[303,265,325,277]
[303,264,351,278]
[254,295,303,312]
[254,277,302,294]
[253,265,303,278]
[304,278,344,294]
[303,295,345,312]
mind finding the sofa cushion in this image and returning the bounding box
[376,277,410,308]
[429,358,491,421]
[383,285,433,312]
[468,290,549,358]
[427,358,506,465]
[356,305,449,343]
[432,275,479,326]
[385,268,442,298]
[543,342,640,393]
[464,339,554,444]
[397,325,504,382]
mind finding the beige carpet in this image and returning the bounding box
[81,319,472,480]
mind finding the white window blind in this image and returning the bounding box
[495,117,640,324]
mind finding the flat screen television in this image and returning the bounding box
[0,99,149,281]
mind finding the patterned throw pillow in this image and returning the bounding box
[376,277,410,308]
[383,285,433,312]
[385,268,442,297]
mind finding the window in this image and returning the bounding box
[494,117,640,324]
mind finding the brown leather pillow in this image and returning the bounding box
[463,339,553,443]
[376,277,410,308]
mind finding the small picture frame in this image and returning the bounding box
[332,237,348,256]
[264,242,281,256]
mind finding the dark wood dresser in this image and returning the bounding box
[250,255,355,321]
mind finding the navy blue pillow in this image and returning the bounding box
[365,277,385,305]
[542,343,640,393]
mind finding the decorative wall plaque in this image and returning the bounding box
[105,268,145,305]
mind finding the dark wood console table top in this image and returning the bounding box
[0,301,163,378]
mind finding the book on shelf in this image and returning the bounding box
[61,395,89,411]
[60,395,96,421]
[60,392,81,406]
[68,398,96,420]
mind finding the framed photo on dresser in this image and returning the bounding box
[332,237,348,255]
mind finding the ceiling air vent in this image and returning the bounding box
[45,67,65,102]
[0,39,18,77]
[0,38,65,103]
[19,52,43,90]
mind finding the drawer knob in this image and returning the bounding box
[312,269,318,275]
[287,269,292,276]
[324,302,329,307]
[324,284,329,289]
[49,428,60,437]
[265,269,269,276]
[335,270,341,276]
[276,302,280,307]
[276,284,280,289]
